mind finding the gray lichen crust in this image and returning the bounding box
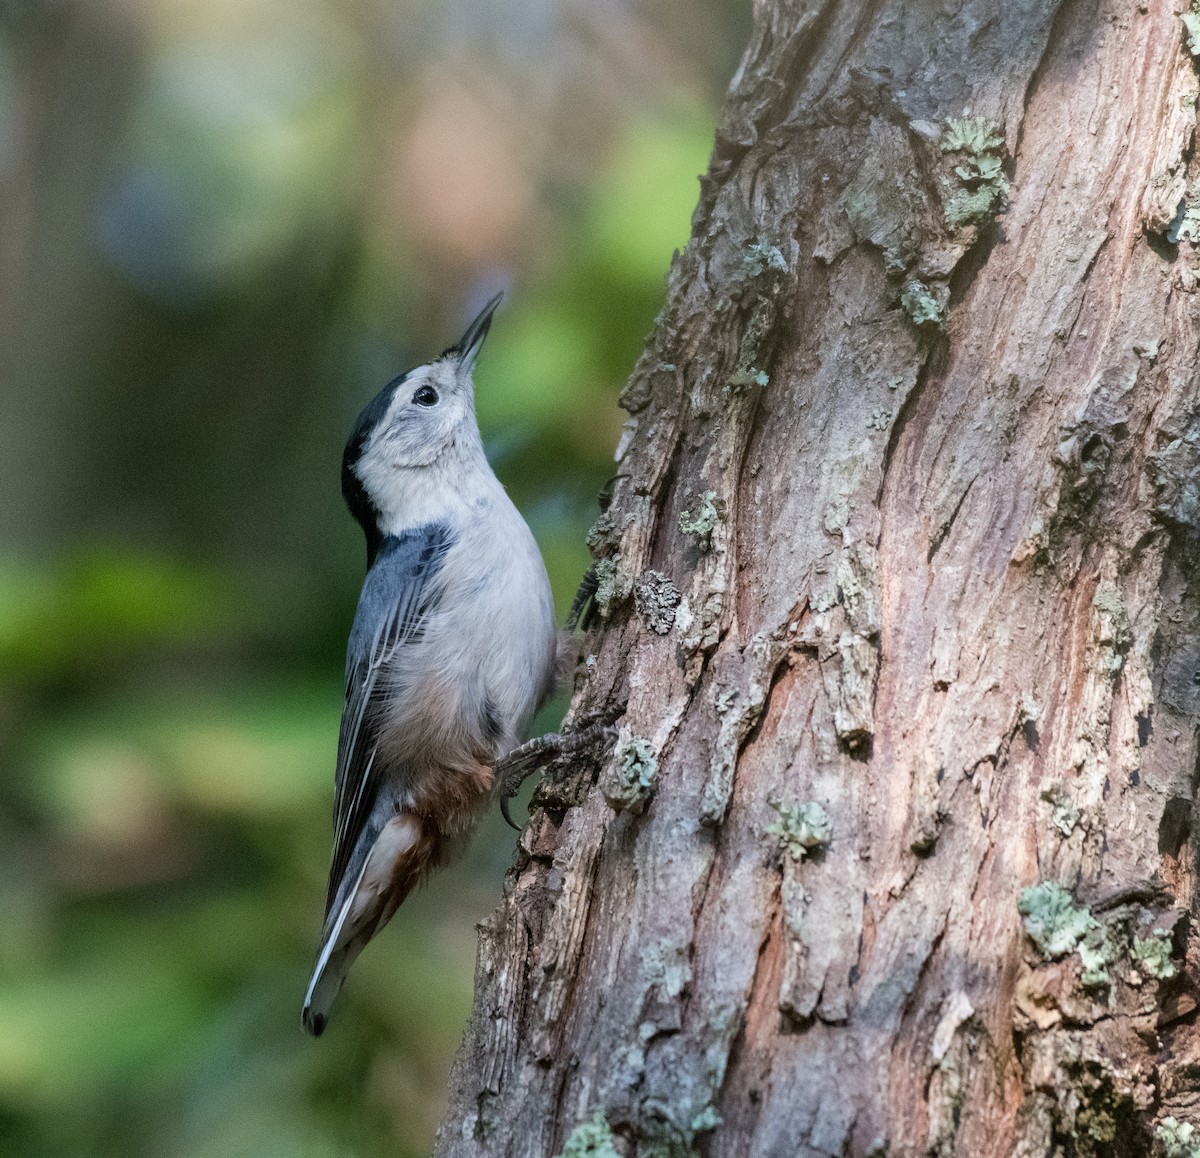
[743,236,788,277]
[1184,3,1200,59]
[635,571,683,635]
[602,731,659,814]
[593,557,631,619]
[1167,183,1200,245]
[767,801,832,861]
[1040,784,1081,837]
[900,278,947,328]
[678,492,719,548]
[725,236,790,393]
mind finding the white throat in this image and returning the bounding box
[358,429,499,536]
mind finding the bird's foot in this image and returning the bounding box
[496,706,621,830]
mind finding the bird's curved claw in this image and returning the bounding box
[500,792,521,831]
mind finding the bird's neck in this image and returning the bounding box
[371,437,500,548]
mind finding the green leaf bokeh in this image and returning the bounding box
[0,1,746,1154]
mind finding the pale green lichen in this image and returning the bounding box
[555,1111,620,1158]
[1158,1117,1200,1158]
[901,278,946,328]
[743,237,788,277]
[727,367,769,388]
[1040,785,1080,837]
[1018,881,1098,959]
[1131,928,1177,980]
[868,408,891,431]
[767,801,832,861]
[1052,800,1080,837]
[609,1041,646,1091]
[943,185,1003,231]
[690,1106,721,1135]
[1093,580,1127,624]
[639,940,692,998]
[958,152,1005,185]
[604,733,659,813]
[1184,3,1200,58]
[1167,185,1200,245]
[726,284,781,394]
[941,115,1004,155]
[1093,579,1131,671]
[1077,925,1115,990]
[679,492,719,548]
[940,115,1010,231]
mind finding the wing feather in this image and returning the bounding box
[324,522,453,918]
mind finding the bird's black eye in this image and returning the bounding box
[412,385,439,407]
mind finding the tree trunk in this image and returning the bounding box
[437,1,1200,1154]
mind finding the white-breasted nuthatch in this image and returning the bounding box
[302,294,557,1036]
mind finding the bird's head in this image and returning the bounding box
[342,293,502,547]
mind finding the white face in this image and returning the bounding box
[344,294,502,536]
[358,358,474,476]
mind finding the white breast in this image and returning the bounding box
[378,481,556,772]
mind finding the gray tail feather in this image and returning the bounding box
[301,960,340,1038]
[302,937,360,1037]
[302,808,439,1037]
[302,853,372,1037]
[302,905,377,1037]
[303,799,390,1037]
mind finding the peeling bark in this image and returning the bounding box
[438,2,1200,1155]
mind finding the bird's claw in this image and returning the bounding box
[495,710,622,830]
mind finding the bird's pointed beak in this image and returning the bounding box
[449,292,504,372]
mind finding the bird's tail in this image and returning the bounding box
[301,810,435,1036]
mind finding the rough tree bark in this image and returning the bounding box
[437,2,1200,1154]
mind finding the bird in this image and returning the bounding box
[302,293,557,1037]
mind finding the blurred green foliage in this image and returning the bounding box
[0,1,744,1155]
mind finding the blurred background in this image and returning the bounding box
[0,0,749,1154]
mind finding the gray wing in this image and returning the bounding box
[324,522,454,918]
